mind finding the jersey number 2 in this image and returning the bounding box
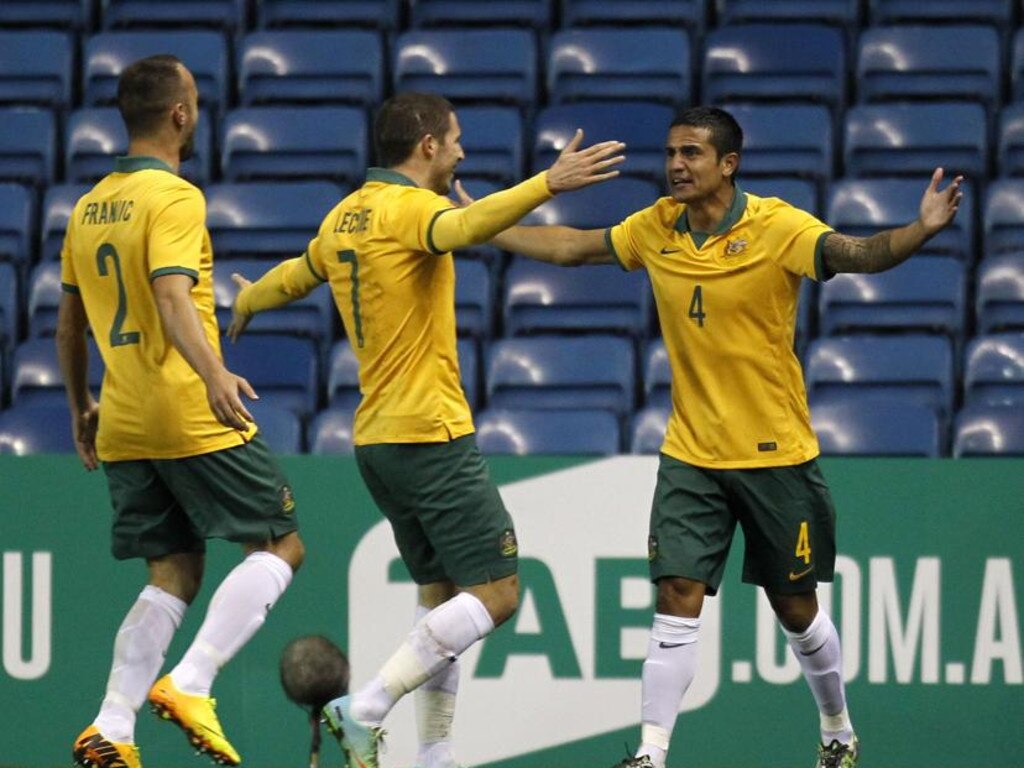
[96,243,140,346]
[337,249,365,348]
[688,285,706,327]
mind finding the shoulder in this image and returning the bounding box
[622,196,680,229]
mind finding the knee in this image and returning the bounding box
[262,531,305,573]
[768,591,818,633]
[474,574,519,628]
[149,553,204,605]
[656,576,706,618]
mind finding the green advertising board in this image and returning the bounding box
[1,456,1021,768]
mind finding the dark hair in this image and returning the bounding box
[116,55,187,139]
[373,92,455,167]
[670,106,744,160]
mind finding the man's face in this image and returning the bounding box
[664,125,735,204]
[426,112,464,195]
[177,66,199,162]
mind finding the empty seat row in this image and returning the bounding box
[1,25,1020,113]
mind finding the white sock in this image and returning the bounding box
[783,609,854,745]
[94,585,186,744]
[353,592,494,725]
[170,551,293,696]
[413,604,461,768]
[637,614,701,768]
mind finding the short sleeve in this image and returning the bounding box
[148,187,206,282]
[59,217,78,293]
[764,201,833,281]
[606,205,660,272]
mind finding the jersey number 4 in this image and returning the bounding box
[96,243,140,346]
[688,285,706,327]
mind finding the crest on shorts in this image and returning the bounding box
[725,238,747,256]
[648,535,659,562]
[498,528,518,558]
[280,485,296,514]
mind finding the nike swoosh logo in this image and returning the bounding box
[660,247,680,254]
[789,566,814,581]
[658,641,685,648]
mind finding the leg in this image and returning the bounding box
[414,581,460,768]
[768,589,857,757]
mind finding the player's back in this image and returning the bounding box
[61,156,252,460]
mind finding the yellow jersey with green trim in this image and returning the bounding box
[606,188,832,468]
[304,167,472,445]
[60,155,255,461]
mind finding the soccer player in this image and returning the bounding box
[227,91,625,768]
[59,56,305,768]
[461,106,963,768]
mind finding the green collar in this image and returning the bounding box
[673,185,748,236]
[113,155,175,174]
[365,167,418,187]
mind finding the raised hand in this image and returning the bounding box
[919,167,964,236]
[545,129,626,194]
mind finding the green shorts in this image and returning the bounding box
[104,434,298,561]
[648,454,836,595]
[355,434,518,587]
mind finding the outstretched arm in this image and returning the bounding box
[821,167,963,276]
[228,254,323,341]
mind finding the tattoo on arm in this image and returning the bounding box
[821,231,897,275]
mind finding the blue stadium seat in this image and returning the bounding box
[213,257,335,344]
[741,178,820,216]
[11,338,104,406]
[870,0,1013,25]
[84,32,229,112]
[455,259,493,339]
[309,406,355,455]
[248,401,302,454]
[258,0,400,29]
[503,258,650,337]
[976,256,1024,333]
[221,335,319,417]
[521,177,660,229]
[221,106,366,186]
[41,184,89,262]
[643,339,671,408]
[0,263,18,352]
[531,102,674,185]
[455,107,524,185]
[205,181,344,259]
[629,405,670,455]
[724,103,833,183]
[394,29,537,106]
[561,1,706,31]
[1010,30,1024,103]
[475,408,620,455]
[703,25,846,108]
[66,107,212,185]
[718,0,860,24]
[238,31,384,107]
[812,399,940,457]
[805,334,954,418]
[858,26,1000,108]
[983,180,1024,256]
[101,0,246,30]
[953,404,1024,456]
[411,0,552,27]
[827,178,974,261]
[963,334,1024,407]
[818,257,966,338]
[0,183,34,266]
[326,341,360,411]
[0,108,56,187]
[0,31,73,109]
[0,404,75,455]
[997,103,1024,177]
[844,102,988,179]
[486,335,636,415]
[796,279,817,355]
[0,0,92,29]
[27,262,62,338]
[458,338,479,410]
[547,29,690,106]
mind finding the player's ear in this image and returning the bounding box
[721,151,740,180]
[420,133,438,160]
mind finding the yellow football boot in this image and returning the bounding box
[72,725,142,768]
[147,674,241,765]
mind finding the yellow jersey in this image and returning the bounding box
[60,155,256,461]
[606,188,832,468]
[303,168,472,445]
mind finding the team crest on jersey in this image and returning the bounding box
[648,535,660,562]
[280,485,296,514]
[725,238,748,256]
[498,528,519,558]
